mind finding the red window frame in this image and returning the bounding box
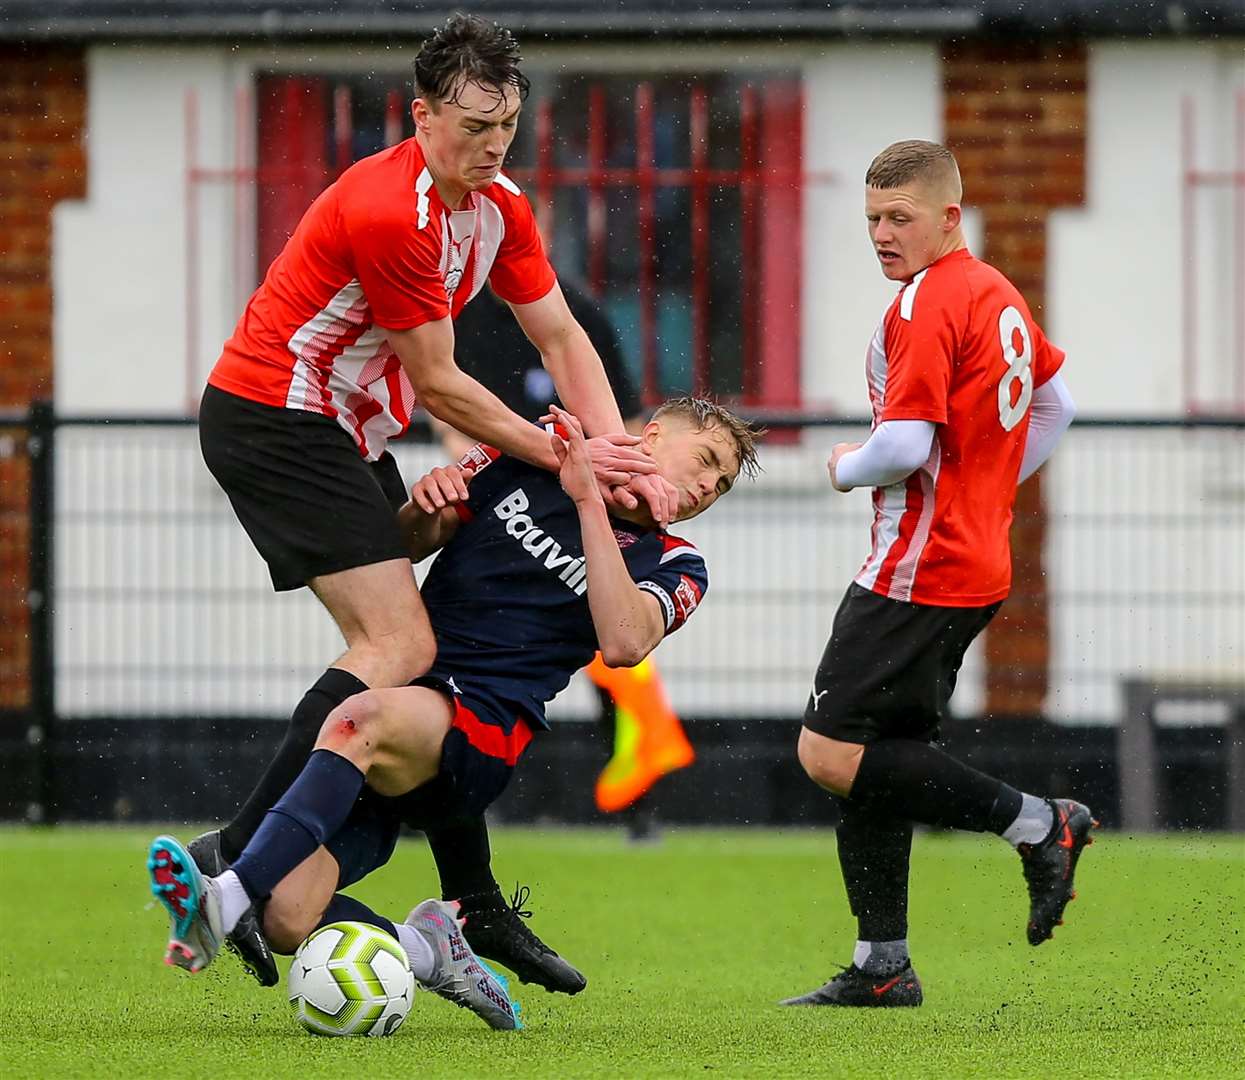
[252,74,805,411]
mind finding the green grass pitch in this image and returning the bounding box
[1,826,1241,1078]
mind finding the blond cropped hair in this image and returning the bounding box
[866,140,963,202]
[651,397,764,479]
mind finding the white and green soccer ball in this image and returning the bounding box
[287,921,415,1037]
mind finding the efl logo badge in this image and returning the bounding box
[673,575,702,624]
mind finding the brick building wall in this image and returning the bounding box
[943,40,1088,714]
[0,44,87,707]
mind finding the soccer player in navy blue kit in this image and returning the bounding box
[146,399,760,1029]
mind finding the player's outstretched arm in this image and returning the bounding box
[508,283,626,437]
[388,318,561,470]
[510,290,680,525]
[388,317,660,492]
[548,405,666,668]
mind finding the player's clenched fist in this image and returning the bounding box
[828,441,863,493]
[410,465,471,513]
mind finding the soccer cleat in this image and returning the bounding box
[1018,798,1098,946]
[147,834,225,973]
[780,963,923,1008]
[406,898,522,1030]
[460,885,587,995]
[187,829,279,987]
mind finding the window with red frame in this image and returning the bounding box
[254,70,804,410]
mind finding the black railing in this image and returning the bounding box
[2,405,1242,827]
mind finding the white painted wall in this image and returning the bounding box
[1048,42,1245,415]
[52,40,1243,416]
[802,42,941,417]
[53,46,252,415]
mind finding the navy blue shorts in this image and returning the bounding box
[432,680,534,817]
[325,676,536,888]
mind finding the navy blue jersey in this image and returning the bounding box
[419,455,709,730]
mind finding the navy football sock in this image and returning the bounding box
[849,738,1023,835]
[318,893,397,938]
[231,749,365,901]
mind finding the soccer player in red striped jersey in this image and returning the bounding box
[783,141,1093,1009]
[189,15,676,991]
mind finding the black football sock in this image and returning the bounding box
[835,795,913,947]
[317,893,397,938]
[231,749,364,902]
[849,738,1023,835]
[221,668,369,860]
[425,816,503,906]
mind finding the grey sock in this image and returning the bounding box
[853,938,910,975]
[1002,793,1054,848]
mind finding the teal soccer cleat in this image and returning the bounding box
[187,829,279,987]
[147,835,225,973]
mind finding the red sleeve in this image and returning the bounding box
[1029,319,1066,389]
[485,185,558,306]
[345,198,449,331]
[879,276,960,425]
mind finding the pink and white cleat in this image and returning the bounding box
[405,898,522,1030]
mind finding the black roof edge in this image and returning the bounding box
[2,4,1244,43]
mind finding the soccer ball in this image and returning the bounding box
[287,921,415,1037]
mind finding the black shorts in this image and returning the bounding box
[802,583,1000,744]
[199,385,409,591]
[325,676,536,888]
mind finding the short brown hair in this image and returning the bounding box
[865,140,962,201]
[414,14,531,108]
[651,397,764,480]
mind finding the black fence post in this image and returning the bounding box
[27,401,55,824]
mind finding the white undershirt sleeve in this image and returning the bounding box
[834,419,937,490]
[1018,372,1076,483]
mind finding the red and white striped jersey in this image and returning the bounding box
[854,248,1064,606]
[209,138,556,461]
